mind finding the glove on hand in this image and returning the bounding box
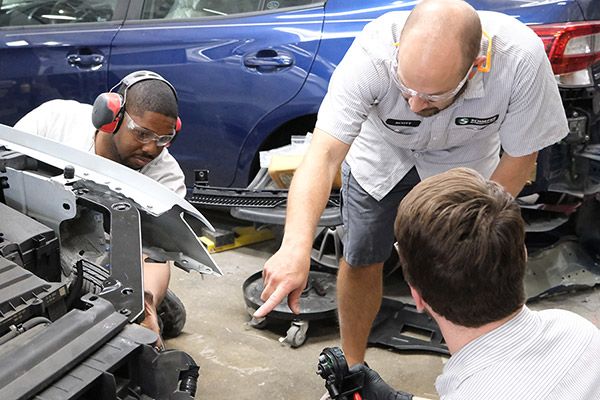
[348,364,413,400]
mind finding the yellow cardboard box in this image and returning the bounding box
[268,154,342,189]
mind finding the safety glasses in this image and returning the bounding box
[124,111,175,147]
[391,30,492,103]
[391,54,471,103]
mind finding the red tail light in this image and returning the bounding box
[530,21,600,75]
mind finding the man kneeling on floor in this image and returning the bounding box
[14,70,187,349]
[351,168,600,399]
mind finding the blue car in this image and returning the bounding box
[0,0,598,191]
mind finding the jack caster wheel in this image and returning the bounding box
[280,320,309,348]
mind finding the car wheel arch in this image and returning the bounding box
[243,113,318,186]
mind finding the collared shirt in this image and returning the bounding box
[435,306,600,399]
[14,99,186,197]
[316,11,568,200]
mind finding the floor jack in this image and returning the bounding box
[242,265,338,347]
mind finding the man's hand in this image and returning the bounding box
[349,364,413,400]
[253,245,311,318]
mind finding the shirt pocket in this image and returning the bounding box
[376,118,424,148]
[444,123,500,148]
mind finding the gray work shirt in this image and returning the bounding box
[435,306,600,399]
[316,11,569,200]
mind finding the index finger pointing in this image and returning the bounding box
[253,285,289,318]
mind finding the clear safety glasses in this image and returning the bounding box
[390,30,492,103]
[124,111,175,147]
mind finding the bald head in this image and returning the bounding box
[400,0,481,74]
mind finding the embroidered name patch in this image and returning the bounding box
[385,119,421,127]
[455,114,499,126]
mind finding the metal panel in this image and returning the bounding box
[526,240,600,299]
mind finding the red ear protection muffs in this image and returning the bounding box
[92,92,124,133]
[91,70,181,136]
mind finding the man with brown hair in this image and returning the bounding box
[256,0,568,370]
[350,168,600,399]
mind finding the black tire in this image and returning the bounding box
[157,289,187,339]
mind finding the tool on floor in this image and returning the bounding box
[200,225,274,253]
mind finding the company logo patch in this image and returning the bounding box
[385,119,421,127]
[455,114,499,126]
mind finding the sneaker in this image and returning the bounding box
[157,289,187,339]
[319,392,331,400]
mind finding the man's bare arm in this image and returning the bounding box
[490,151,538,197]
[254,128,351,317]
[283,129,350,250]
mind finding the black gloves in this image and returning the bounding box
[348,364,414,400]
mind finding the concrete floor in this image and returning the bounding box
[166,228,600,399]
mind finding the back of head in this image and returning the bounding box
[121,79,178,120]
[394,168,526,328]
[400,0,482,74]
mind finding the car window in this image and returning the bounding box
[141,0,320,20]
[0,0,119,26]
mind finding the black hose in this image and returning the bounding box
[0,316,51,345]
[0,330,18,346]
[22,316,51,330]
[178,364,200,396]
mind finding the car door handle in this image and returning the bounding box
[243,49,293,69]
[67,53,105,67]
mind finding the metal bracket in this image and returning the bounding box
[74,180,145,323]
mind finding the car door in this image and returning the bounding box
[111,0,325,187]
[0,0,128,126]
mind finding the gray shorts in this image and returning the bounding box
[340,162,420,267]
